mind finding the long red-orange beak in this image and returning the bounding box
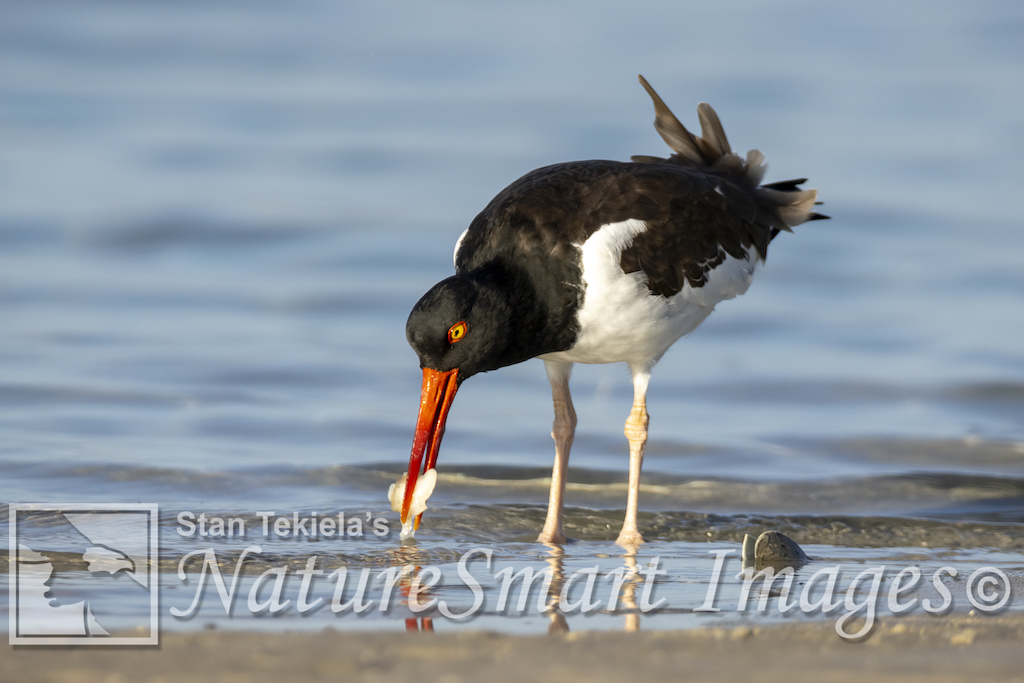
[403,367,459,528]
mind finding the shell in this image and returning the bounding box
[387,468,437,540]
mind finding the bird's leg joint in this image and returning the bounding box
[624,398,648,445]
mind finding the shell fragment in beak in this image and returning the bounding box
[387,468,437,540]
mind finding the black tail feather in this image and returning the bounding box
[761,178,808,191]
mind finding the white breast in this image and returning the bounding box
[538,219,759,367]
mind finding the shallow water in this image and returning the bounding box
[1,0,1023,638]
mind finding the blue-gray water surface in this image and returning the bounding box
[1,0,1022,637]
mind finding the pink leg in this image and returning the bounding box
[537,361,576,545]
[616,368,650,547]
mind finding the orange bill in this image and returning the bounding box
[403,367,459,528]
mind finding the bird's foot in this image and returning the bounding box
[536,529,568,545]
[615,530,645,548]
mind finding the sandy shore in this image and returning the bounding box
[5,614,1023,683]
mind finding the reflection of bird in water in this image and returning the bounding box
[400,75,826,546]
[386,541,438,632]
[542,545,569,634]
[541,544,644,633]
[617,551,641,633]
[390,541,649,634]
[406,617,435,632]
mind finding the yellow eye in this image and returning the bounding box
[447,321,467,344]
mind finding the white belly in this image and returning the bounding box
[539,219,759,367]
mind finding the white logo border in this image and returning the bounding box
[8,503,160,646]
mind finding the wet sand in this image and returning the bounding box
[5,614,1022,683]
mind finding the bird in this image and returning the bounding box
[398,75,826,546]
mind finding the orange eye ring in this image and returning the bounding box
[447,321,467,344]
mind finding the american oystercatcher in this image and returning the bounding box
[397,76,826,546]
